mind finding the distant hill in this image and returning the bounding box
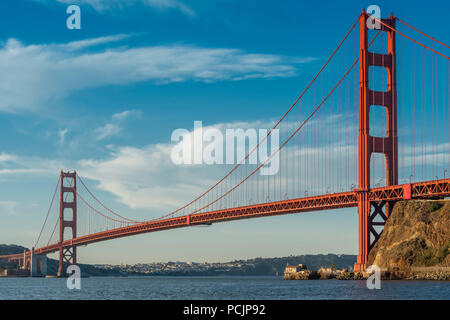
[0,244,28,256]
[232,254,356,275]
[0,244,122,276]
[1,243,356,276]
[0,244,28,270]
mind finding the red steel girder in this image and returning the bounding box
[1,179,448,261]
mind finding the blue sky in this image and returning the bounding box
[0,0,448,264]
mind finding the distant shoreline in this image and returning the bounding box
[1,247,356,278]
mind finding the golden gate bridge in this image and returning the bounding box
[1,11,449,276]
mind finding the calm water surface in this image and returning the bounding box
[0,276,449,300]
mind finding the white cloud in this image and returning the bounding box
[95,123,123,140]
[0,36,309,113]
[112,109,141,121]
[61,34,132,51]
[34,0,195,16]
[58,128,69,145]
[0,201,19,216]
[0,154,19,163]
[0,119,276,213]
[4,116,445,218]
[0,152,63,177]
[78,144,210,210]
[78,119,275,210]
[34,0,195,17]
[143,0,195,16]
[93,109,141,140]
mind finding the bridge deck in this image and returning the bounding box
[1,179,448,261]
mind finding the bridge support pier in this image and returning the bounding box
[30,251,48,277]
[17,248,48,277]
[355,11,398,272]
[19,250,27,270]
[354,195,389,272]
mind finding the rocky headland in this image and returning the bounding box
[284,200,449,280]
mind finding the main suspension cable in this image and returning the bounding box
[373,16,449,60]
[77,174,142,224]
[34,177,60,248]
[395,16,450,49]
[182,30,381,217]
[150,13,363,221]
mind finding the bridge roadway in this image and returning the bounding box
[1,178,449,262]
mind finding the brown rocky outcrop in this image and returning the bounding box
[367,200,449,279]
[283,200,449,280]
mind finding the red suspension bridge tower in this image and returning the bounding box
[58,171,77,277]
[355,11,398,272]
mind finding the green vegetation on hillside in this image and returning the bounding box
[416,242,450,266]
[0,244,28,256]
[234,254,356,275]
[1,243,356,276]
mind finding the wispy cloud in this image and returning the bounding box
[95,123,123,141]
[0,154,19,163]
[112,109,141,121]
[0,152,63,177]
[0,36,311,114]
[0,201,19,216]
[76,120,278,210]
[94,109,141,140]
[58,128,69,145]
[61,34,132,51]
[0,131,448,216]
[35,0,195,17]
[0,119,274,212]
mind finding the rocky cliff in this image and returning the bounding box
[367,200,449,279]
